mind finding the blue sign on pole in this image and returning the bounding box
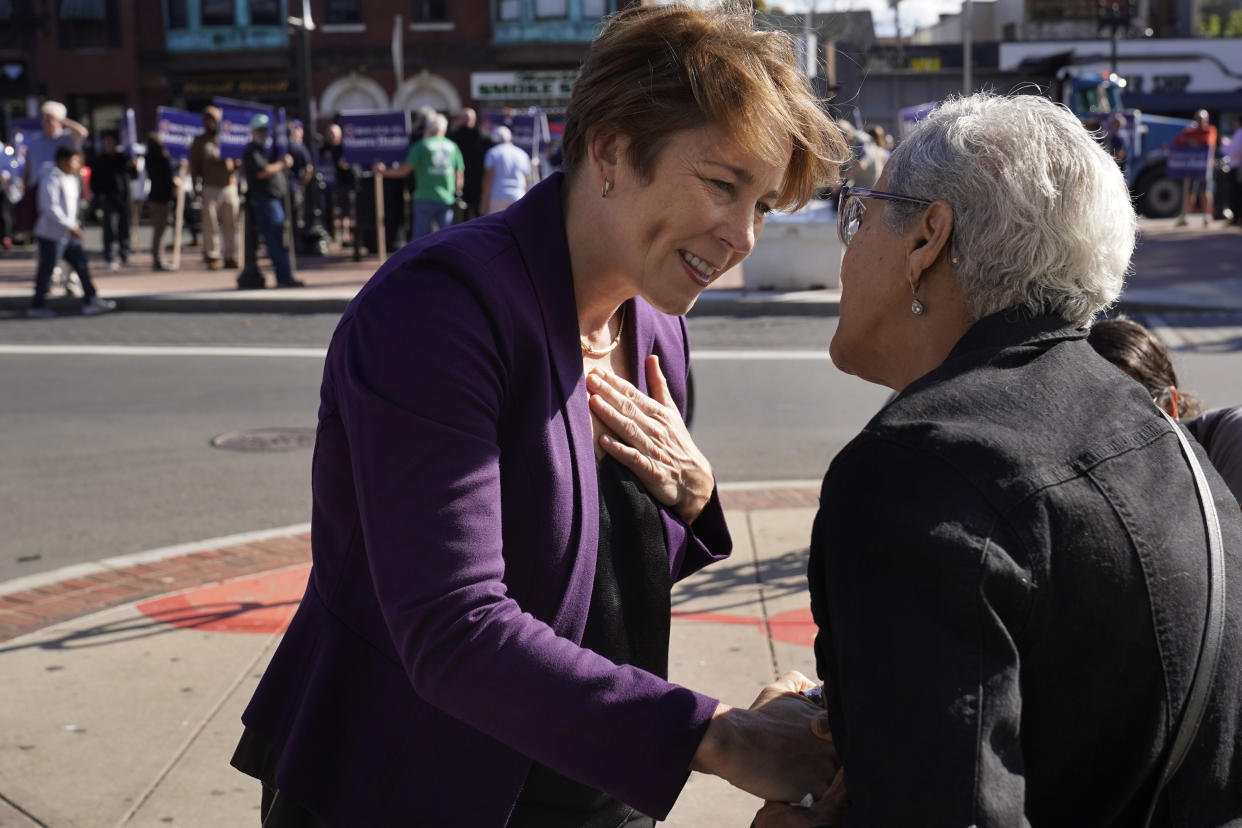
[339,111,410,167]
[212,97,274,160]
[1166,144,1211,180]
[156,107,204,162]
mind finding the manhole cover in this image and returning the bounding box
[210,428,316,452]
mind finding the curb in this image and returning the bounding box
[0,488,821,645]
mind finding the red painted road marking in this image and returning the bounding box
[672,607,816,646]
[138,566,818,646]
[137,565,310,635]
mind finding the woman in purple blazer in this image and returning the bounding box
[231,6,848,826]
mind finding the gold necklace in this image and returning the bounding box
[580,304,626,358]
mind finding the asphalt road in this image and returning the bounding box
[2,310,1240,583]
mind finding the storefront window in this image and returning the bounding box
[325,0,362,25]
[582,0,607,17]
[166,0,187,28]
[411,0,447,22]
[497,0,519,22]
[248,0,279,25]
[59,0,120,49]
[201,0,235,26]
[534,0,567,19]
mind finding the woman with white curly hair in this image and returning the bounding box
[759,93,1242,827]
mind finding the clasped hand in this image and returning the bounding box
[586,355,712,524]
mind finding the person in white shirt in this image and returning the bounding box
[27,146,116,318]
[1226,118,1242,227]
[481,126,532,215]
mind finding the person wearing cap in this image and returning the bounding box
[285,119,314,238]
[242,113,302,287]
[189,105,241,270]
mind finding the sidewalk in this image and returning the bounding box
[0,487,822,828]
[2,215,1238,318]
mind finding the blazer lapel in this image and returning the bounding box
[504,174,599,635]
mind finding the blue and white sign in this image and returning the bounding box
[339,110,409,167]
[156,107,204,162]
[212,97,274,160]
[1166,144,1212,179]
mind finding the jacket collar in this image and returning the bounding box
[948,306,1086,363]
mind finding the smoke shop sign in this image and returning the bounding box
[471,71,577,102]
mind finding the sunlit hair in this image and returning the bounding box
[561,2,847,211]
[882,93,1136,327]
[429,113,448,137]
[41,100,67,121]
[1087,316,1201,418]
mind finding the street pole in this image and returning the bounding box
[962,0,973,94]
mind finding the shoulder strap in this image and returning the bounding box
[1142,410,1227,828]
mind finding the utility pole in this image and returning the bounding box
[889,0,904,67]
[962,0,973,94]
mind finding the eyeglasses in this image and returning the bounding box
[837,185,935,246]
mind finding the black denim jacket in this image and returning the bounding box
[809,309,1242,826]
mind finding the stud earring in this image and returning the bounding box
[601,179,612,199]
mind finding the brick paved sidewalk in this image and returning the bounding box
[0,488,820,644]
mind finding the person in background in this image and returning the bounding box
[864,124,889,177]
[285,119,314,239]
[1174,108,1217,227]
[481,125,531,215]
[320,123,355,244]
[376,112,464,240]
[836,119,877,189]
[91,129,137,270]
[1,139,15,250]
[23,101,87,194]
[241,114,302,288]
[1088,315,1242,508]
[450,107,492,221]
[231,4,848,825]
[22,101,86,283]
[189,105,240,269]
[144,132,177,272]
[27,146,116,317]
[762,92,1242,827]
[1225,116,1242,228]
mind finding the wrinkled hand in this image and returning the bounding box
[691,672,840,804]
[753,770,848,828]
[586,355,713,523]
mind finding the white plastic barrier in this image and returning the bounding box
[743,200,843,291]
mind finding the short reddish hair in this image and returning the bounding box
[561,3,847,211]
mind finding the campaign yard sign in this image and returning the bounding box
[339,111,409,167]
[1166,144,1212,179]
[156,107,204,162]
[212,97,274,160]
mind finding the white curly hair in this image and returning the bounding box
[882,93,1136,327]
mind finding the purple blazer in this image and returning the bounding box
[238,173,733,826]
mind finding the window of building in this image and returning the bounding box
[497,0,519,21]
[201,0,235,26]
[411,0,447,22]
[534,0,567,19]
[248,0,280,25]
[325,0,362,25]
[582,0,608,17]
[166,0,188,28]
[58,0,120,49]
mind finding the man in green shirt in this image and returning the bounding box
[378,112,464,240]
